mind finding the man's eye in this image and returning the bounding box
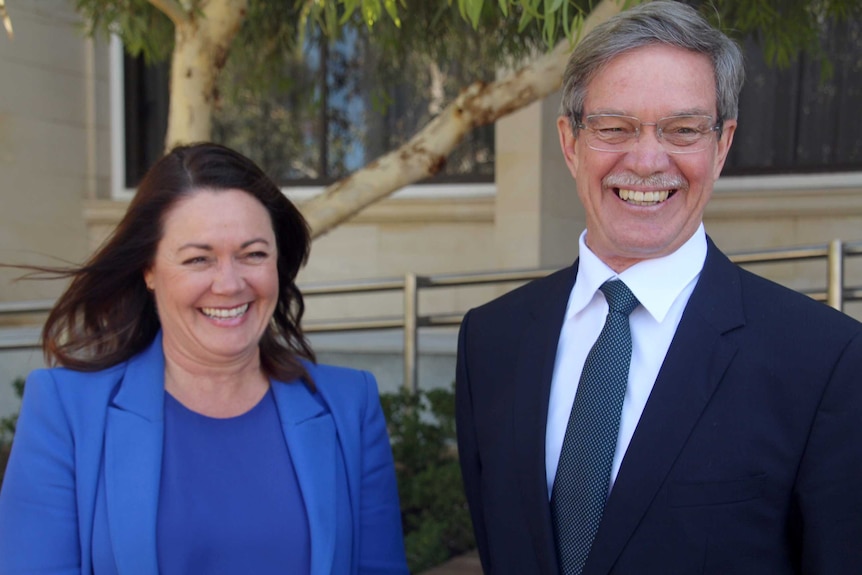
[594,125,635,142]
[666,125,698,135]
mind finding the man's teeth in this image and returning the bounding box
[618,189,670,205]
[201,304,249,319]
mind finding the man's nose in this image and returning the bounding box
[626,124,673,173]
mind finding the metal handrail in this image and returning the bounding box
[2,239,861,391]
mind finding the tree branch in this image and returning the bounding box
[148,0,190,27]
[301,0,629,239]
[1,0,13,41]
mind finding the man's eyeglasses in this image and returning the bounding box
[575,114,722,154]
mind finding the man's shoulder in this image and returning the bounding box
[704,239,861,336]
[469,264,577,320]
[736,265,862,334]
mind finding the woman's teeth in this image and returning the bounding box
[201,303,249,319]
[618,189,670,205]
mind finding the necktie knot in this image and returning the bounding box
[600,280,639,316]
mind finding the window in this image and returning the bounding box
[724,18,862,175]
[119,26,494,190]
[118,16,861,193]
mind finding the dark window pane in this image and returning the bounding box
[725,18,862,175]
[123,53,168,187]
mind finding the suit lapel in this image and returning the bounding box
[513,263,578,575]
[105,335,166,575]
[272,380,337,575]
[585,240,745,575]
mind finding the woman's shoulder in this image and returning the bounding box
[296,361,382,412]
[23,361,129,412]
[303,361,375,386]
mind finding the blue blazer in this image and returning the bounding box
[457,239,862,574]
[0,334,408,575]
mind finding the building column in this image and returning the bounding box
[494,91,585,271]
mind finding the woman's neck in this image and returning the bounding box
[162,354,270,418]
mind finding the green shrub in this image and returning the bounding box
[380,384,475,573]
[0,377,25,488]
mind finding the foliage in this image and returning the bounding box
[0,377,24,488]
[0,377,23,443]
[73,0,862,73]
[380,384,475,573]
[699,0,862,70]
[75,0,175,64]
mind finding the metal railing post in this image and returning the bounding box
[827,239,844,311]
[403,272,419,393]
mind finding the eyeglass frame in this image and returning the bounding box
[571,113,725,154]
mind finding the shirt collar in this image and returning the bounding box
[567,224,707,323]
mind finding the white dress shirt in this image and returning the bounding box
[545,224,708,498]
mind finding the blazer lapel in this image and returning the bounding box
[105,335,166,575]
[513,263,578,575]
[272,380,337,575]
[585,240,745,575]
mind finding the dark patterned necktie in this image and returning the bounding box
[551,279,640,575]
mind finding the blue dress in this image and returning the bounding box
[157,388,311,574]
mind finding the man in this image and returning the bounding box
[455,2,862,574]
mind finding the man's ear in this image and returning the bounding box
[713,119,737,180]
[557,116,580,179]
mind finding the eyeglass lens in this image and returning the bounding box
[580,115,718,154]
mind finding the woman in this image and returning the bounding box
[0,143,409,574]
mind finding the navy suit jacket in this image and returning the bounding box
[456,239,862,574]
[0,334,408,575]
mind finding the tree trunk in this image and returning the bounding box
[300,0,626,239]
[163,0,248,149]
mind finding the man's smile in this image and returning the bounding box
[616,188,674,206]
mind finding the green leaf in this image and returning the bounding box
[546,0,565,13]
[464,0,484,29]
[325,0,338,37]
[497,0,509,17]
[562,0,572,39]
[543,8,556,46]
[456,0,468,22]
[339,0,360,25]
[517,6,533,33]
[383,0,402,27]
[518,0,543,19]
[361,0,383,27]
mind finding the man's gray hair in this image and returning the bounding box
[559,1,745,125]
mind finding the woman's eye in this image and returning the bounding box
[182,256,208,265]
[245,251,269,261]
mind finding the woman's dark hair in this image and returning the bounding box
[41,142,316,386]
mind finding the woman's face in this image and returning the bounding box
[144,188,279,369]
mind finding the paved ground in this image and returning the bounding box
[418,551,482,575]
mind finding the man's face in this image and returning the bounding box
[557,44,736,272]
